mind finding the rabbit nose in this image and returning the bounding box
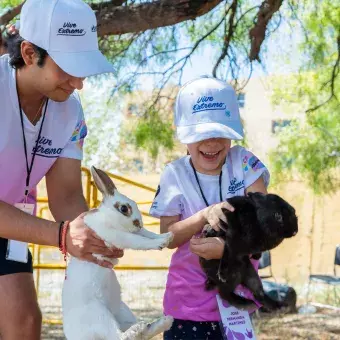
[133,219,142,228]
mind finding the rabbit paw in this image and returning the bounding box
[164,231,174,243]
[156,232,173,250]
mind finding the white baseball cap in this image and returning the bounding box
[175,76,244,144]
[19,0,114,77]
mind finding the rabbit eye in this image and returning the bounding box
[114,202,132,216]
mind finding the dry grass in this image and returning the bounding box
[254,311,340,340]
[37,267,340,340]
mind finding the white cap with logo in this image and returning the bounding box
[19,0,114,77]
[175,76,244,144]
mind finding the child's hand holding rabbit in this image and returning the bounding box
[188,202,234,261]
[202,201,234,231]
[190,236,224,260]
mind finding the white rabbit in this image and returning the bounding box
[62,166,174,340]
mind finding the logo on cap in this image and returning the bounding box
[91,25,97,32]
[58,22,86,36]
[192,96,227,114]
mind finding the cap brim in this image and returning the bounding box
[177,122,244,144]
[48,49,114,77]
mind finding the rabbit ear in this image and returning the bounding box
[91,166,117,197]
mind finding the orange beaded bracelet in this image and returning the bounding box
[59,220,70,262]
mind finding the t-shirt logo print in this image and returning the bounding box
[227,177,245,194]
[70,120,87,149]
[58,22,86,36]
[33,136,63,158]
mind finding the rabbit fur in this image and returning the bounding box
[199,192,298,311]
[62,166,174,340]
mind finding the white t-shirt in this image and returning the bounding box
[150,145,270,219]
[0,54,87,206]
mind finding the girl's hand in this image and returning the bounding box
[202,201,234,231]
[190,237,224,260]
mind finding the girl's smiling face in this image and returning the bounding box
[187,138,231,175]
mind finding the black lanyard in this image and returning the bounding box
[17,92,48,197]
[190,159,223,207]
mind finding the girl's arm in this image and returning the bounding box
[160,213,202,249]
[245,176,268,196]
[161,201,235,249]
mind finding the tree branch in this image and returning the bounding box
[91,0,128,11]
[249,0,283,61]
[0,2,24,26]
[96,0,223,36]
[212,0,238,77]
[0,0,223,37]
[306,35,340,113]
[113,11,225,101]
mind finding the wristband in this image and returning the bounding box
[58,221,64,251]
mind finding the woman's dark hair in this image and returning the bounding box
[5,33,48,69]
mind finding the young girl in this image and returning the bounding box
[150,76,270,339]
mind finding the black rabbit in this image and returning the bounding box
[199,192,298,311]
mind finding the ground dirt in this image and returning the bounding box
[41,311,340,340]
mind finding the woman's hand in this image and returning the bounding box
[66,213,124,268]
[190,236,224,260]
[202,201,234,231]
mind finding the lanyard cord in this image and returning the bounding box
[190,160,223,207]
[17,92,49,197]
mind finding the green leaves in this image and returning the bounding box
[270,115,340,194]
[269,0,340,196]
[0,0,21,8]
[132,108,174,160]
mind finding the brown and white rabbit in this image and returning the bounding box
[62,166,174,340]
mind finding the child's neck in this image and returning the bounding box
[190,158,225,176]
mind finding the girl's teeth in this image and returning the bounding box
[203,152,218,155]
